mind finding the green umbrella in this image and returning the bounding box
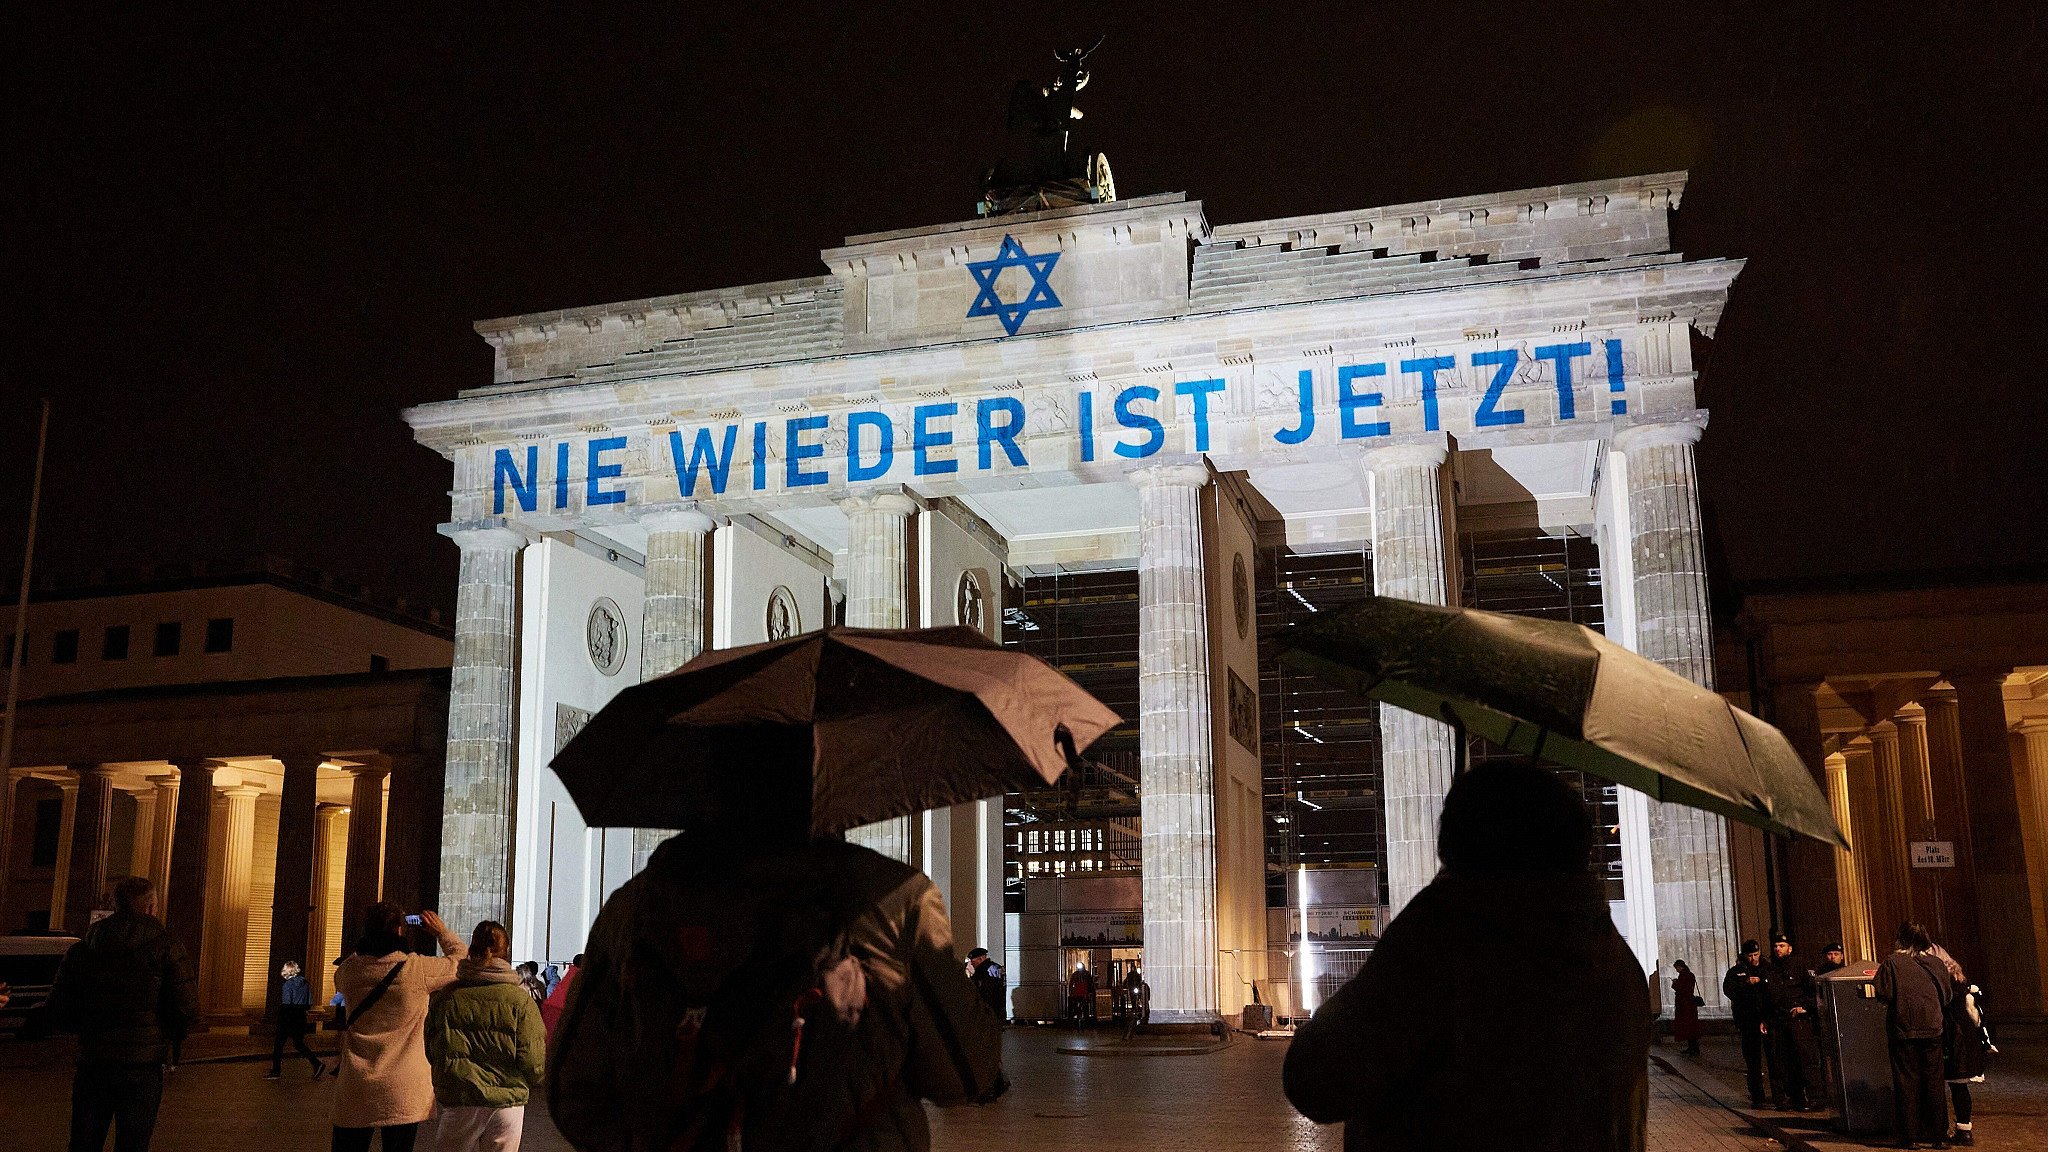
[1274,596,1846,847]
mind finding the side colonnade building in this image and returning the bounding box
[405,172,1751,1023]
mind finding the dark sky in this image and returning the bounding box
[6,3,2044,615]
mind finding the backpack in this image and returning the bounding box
[632,852,870,1152]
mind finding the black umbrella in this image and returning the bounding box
[1274,596,1845,846]
[551,625,1120,835]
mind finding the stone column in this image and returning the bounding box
[164,760,217,958]
[46,777,80,931]
[380,750,444,921]
[263,755,322,1024]
[1920,689,1983,971]
[1951,671,2046,1015]
[1613,418,1741,1012]
[1866,723,1914,937]
[128,787,157,882]
[308,804,348,1003]
[438,524,524,938]
[1842,740,1889,951]
[62,765,117,934]
[342,761,389,947]
[1362,437,1457,917]
[839,493,919,863]
[1824,753,1873,960]
[203,784,260,1014]
[146,774,179,898]
[1893,705,1941,925]
[2019,718,2048,949]
[1131,463,1219,1023]
[0,771,22,926]
[1773,682,1844,954]
[635,505,716,871]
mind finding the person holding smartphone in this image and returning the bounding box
[331,903,467,1152]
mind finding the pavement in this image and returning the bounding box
[1652,1034,2048,1152]
[5,1024,2006,1151]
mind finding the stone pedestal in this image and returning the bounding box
[1951,671,2046,1014]
[439,524,524,936]
[1615,418,1740,1013]
[635,506,715,870]
[203,785,260,1013]
[264,755,322,1022]
[1133,463,1219,1024]
[165,760,217,956]
[1363,438,1456,917]
[342,762,389,947]
[840,493,918,863]
[63,766,117,934]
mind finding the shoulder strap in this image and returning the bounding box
[345,960,407,1031]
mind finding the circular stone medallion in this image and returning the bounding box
[956,569,986,633]
[765,585,800,640]
[586,597,628,676]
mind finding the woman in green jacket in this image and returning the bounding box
[425,922,545,1152]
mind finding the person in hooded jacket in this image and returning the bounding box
[47,875,199,1152]
[425,921,545,1152]
[547,725,1004,1152]
[1282,760,1650,1152]
[331,903,468,1152]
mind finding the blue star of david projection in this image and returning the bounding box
[965,235,1062,336]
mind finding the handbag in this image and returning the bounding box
[341,961,406,1033]
[1693,995,1705,1007]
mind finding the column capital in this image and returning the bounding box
[342,759,391,782]
[67,762,119,779]
[2016,716,2048,736]
[438,520,527,553]
[1893,701,1928,726]
[221,783,264,801]
[1942,668,2013,691]
[838,491,919,517]
[1360,433,1452,474]
[636,503,718,535]
[1128,461,1212,489]
[147,772,180,788]
[1613,411,1708,453]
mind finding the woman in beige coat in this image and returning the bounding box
[332,902,468,1152]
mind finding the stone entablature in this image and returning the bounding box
[459,172,1695,397]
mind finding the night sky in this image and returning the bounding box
[7,4,2044,615]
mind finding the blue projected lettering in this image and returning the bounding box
[1471,349,1523,427]
[669,425,737,496]
[586,437,627,506]
[1533,342,1591,422]
[1337,363,1390,439]
[785,415,828,488]
[1401,356,1456,432]
[482,334,1642,509]
[913,403,958,475]
[846,412,893,482]
[1605,339,1627,415]
[1174,379,1226,452]
[977,397,1027,469]
[493,446,538,514]
[1112,385,1164,459]
[1275,370,1314,445]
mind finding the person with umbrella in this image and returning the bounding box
[545,626,1118,1152]
[1282,760,1652,1151]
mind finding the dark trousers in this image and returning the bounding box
[70,1062,165,1152]
[1950,1082,1972,1126]
[1889,1037,1947,1142]
[1738,1024,1769,1104]
[331,1123,418,1152]
[1769,1016,1816,1107]
[271,1006,321,1074]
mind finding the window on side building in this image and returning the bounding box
[369,654,389,672]
[103,624,131,660]
[51,629,79,664]
[154,621,182,657]
[3,632,19,667]
[204,617,234,653]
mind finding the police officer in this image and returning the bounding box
[1723,939,1772,1108]
[1763,932,1820,1110]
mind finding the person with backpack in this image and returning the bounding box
[548,737,1004,1152]
[46,875,199,1152]
[332,903,468,1152]
[425,921,545,1152]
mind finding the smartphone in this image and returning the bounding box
[404,914,423,926]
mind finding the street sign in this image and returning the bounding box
[1910,840,1956,868]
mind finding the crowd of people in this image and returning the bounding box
[28,760,2003,1152]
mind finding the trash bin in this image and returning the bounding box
[1818,962,1892,1136]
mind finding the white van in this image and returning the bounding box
[0,934,80,1039]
